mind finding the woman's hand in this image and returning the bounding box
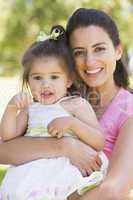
[63,137,101,176]
[74,177,131,200]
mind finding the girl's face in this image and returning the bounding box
[69,25,122,90]
[28,56,72,104]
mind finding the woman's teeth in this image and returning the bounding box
[86,68,102,74]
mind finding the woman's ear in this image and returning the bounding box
[116,43,123,61]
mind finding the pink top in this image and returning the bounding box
[99,88,133,157]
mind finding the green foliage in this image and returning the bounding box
[0,0,75,75]
[0,0,133,76]
[0,165,7,185]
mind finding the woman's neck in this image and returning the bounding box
[98,84,119,108]
[89,81,120,117]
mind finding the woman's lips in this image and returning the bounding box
[85,68,103,75]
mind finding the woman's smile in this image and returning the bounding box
[85,67,103,75]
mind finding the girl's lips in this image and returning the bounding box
[85,68,103,75]
[41,91,53,97]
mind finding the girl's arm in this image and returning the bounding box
[62,97,105,151]
[0,103,28,141]
[0,103,18,141]
[0,92,31,141]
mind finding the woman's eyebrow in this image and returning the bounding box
[72,47,85,50]
[92,42,107,47]
[72,43,107,50]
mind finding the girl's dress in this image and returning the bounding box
[0,98,108,200]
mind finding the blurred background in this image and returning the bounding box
[0,0,133,118]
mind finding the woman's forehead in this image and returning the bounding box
[70,25,111,47]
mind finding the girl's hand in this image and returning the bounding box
[63,137,101,176]
[8,92,32,110]
[48,116,73,138]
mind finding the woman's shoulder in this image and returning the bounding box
[106,87,133,129]
[108,87,133,107]
[101,88,133,127]
[116,88,133,109]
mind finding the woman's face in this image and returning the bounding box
[69,25,122,89]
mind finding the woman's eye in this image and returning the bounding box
[51,75,59,80]
[95,47,106,53]
[73,50,86,57]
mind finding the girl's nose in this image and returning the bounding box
[41,80,49,87]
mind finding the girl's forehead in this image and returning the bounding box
[29,56,68,74]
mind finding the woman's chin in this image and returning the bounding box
[85,80,105,88]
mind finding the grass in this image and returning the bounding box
[0,165,8,185]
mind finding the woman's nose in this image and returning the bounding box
[85,53,96,66]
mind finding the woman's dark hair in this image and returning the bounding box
[21,25,77,94]
[66,8,129,88]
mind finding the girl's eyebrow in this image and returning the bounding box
[51,72,62,74]
[30,72,62,76]
[30,73,41,76]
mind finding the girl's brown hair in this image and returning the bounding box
[21,25,77,94]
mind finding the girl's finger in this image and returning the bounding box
[47,124,54,133]
[57,132,63,138]
[50,129,58,137]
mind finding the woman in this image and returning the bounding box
[0,8,133,200]
[66,8,133,200]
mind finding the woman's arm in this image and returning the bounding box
[100,117,133,200]
[0,136,66,165]
[0,136,100,176]
[73,117,133,200]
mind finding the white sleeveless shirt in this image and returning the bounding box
[25,98,72,137]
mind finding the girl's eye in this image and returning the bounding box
[51,75,59,80]
[95,47,106,53]
[33,76,42,80]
